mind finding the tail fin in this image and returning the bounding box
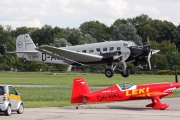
[16,34,37,58]
[71,78,92,104]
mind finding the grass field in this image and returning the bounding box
[0,72,179,108]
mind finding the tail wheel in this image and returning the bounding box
[121,69,130,77]
[4,105,11,116]
[105,69,114,78]
[17,103,24,114]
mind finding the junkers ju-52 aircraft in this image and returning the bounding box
[15,34,159,78]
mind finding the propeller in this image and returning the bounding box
[143,45,152,70]
[147,49,160,70]
[147,50,152,70]
[174,70,180,89]
[112,51,122,61]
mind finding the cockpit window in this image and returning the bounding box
[118,83,134,90]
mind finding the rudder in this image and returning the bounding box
[71,78,92,104]
[16,34,37,58]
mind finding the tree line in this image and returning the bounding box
[0,14,180,73]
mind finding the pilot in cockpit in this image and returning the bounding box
[122,83,128,90]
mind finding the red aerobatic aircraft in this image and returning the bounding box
[71,73,180,110]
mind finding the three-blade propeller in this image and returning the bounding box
[146,45,160,70]
[143,45,152,70]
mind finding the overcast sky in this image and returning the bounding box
[0,0,180,29]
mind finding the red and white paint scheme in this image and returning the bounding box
[71,73,180,110]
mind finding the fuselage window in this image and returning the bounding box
[117,47,121,50]
[82,50,86,53]
[89,49,94,53]
[96,48,100,52]
[110,47,114,51]
[103,47,107,51]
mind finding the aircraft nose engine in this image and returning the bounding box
[143,45,151,55]
[129,45,153,70]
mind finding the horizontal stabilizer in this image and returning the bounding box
[15,51,39,53]
[4,51,16,54]
[5,51,39,54]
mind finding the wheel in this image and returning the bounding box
[105,69,114,78]
[4,105,11,116]
[17,103,24,114]
[121,69,130,77]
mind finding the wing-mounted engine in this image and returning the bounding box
[101,51,122,63]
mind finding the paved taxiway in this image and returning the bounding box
[0,97,180,120]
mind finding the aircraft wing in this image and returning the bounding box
[149,91,168,97]
[37,45,103,65]
[130,91,166,98]
[36,47,85,66]
[5,51,39,54]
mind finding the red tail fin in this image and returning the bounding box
[71,78,92,104]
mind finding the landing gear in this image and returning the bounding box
[121,69,130,77]
[105,69,114,78]
[104,62,130,78]
[75,96,87,109]
[146,97,169,110]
